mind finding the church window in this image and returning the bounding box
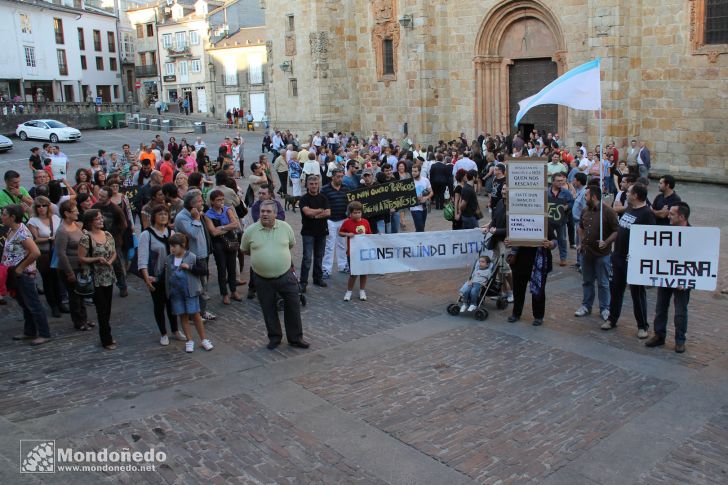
[383,39,394,75]
[706,0,728,44]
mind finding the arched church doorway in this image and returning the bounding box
[474,1,567,137]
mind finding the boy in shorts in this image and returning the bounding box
[338,201,371,301]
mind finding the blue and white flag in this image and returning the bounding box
[514,58,601,126]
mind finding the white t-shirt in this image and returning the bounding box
[27,215,62,252]
[410,176,432,212]
[302,160,321,177]
[452,157,477,176]
[173,256,183,267]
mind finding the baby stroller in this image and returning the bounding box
[446,232,509,321]
[276,265,307,311]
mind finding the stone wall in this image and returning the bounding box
[265,0,728,182]
[0,103,132,136]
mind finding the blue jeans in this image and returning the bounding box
[459,282,483,305]
[581,252,611,312]
[653,287,690,343]
[389,212,401,233]
[461,215,478,229]
[638,165,649,179]
[14,273,51,338]
[300,235,326,284]
[411,210,427,232]
[556,224,568,261]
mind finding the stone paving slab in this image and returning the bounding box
[637,405,728,485]
[540,281,728,369]
[51,393,387,485]
[297,325,676,484]
[0,317,213,423]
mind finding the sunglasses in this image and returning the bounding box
[36,204,49,208]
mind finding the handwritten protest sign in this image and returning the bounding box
[121,185,139,213]
[507,159,547,246]
[346,180,417,217]
[627,225,720,291]
[547,196,569,226]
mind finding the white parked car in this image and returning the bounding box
[16,119,82,143]
[0,134,13,152]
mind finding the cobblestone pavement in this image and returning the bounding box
[1,128,728,484]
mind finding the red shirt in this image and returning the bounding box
[160,161,175,184]
[43,165,54,180]
[339,217,371,256]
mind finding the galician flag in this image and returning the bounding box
[514,58,601,126]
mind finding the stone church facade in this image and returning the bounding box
[265,0,728,182]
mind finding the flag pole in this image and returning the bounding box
[599,106,604,241]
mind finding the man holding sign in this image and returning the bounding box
[644,202,692,353]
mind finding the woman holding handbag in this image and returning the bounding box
[55,200,93,331]
[27,196,63,317]
[204,189,241,304]
[138,205,185,346]
[78,209,118,350]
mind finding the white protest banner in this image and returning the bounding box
[507,161,545,189]
[350,229,485,275]
[628,225,720,291]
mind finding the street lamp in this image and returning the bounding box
[208,60,216,115]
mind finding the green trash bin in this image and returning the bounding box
[112,112,127,128]
[97,113,114,130]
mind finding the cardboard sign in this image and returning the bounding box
[345,180,418,217]
[506,159,547,246]
[628,225,720,291]
[121,185,139,213]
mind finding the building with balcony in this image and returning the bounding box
[0,0,123,103]
[155,0,222,114]
[207,26,269,122]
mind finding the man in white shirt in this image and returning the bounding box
[452,150,477,176]
[410,165,433,232]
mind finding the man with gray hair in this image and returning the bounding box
[241,199,308,350]
[174,190,216,321]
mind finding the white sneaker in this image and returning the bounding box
[467,304,477,312]
[344,291,352,301]
[506,292,514,303]
[359,290,367,301]
[600,309,610,321]
[160,335,170,346]
[637,328,649,339]
[201,311,216,321]
[574,306,591,317]
[460,303,468,313]
[173,331,187,341]
[185,341,194,353]
[201,339,214,351]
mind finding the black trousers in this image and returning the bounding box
[432,182,447,210]
[511,249,546,320]
[39,268,61,312]
[299,235,326,285]
[609,256,648,329]
[278,171,288,195]
[254,270,303,344]
[150,281,177,335]
[212,242,237,296]
[93,285,114,346]
[65,279,88,328]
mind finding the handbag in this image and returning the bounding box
[221,231,239,253]
[75,231,95,296]
[128,229,167,279]
[443,201,455,222]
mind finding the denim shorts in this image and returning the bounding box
[170,293,200,316]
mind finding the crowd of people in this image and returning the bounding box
[0,127,693,354]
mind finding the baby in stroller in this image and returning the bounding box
[458,255,492,313]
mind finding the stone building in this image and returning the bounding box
[265,0,728,182]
